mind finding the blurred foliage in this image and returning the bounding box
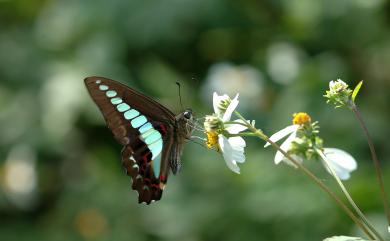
[0,0,390,240]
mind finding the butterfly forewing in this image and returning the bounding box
[84,76,176,204]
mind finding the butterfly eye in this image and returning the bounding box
[183,111,192,119]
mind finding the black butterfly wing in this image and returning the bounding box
[84,76,176,204]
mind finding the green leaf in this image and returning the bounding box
[352,80,363,102]
[323,236,368,241]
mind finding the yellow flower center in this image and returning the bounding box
[206,131,219,150]
[292,112,311,125]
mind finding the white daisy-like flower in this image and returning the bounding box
[322,148,357,180]
[204,92,247,174]
[264,112,312,167]
[265,112,357,180]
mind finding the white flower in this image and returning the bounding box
[205,92,247,174]
[322,148,357,180]
[264,112,357,180]
[264,124,300,166]
[264,112,312,167]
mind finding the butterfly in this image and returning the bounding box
[84,76,194,204]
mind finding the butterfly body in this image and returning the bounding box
[84,76,193,204]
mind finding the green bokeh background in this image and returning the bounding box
[0,0,389,240]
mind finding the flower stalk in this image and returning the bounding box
[325,79,390,231]
[351,102,390,229]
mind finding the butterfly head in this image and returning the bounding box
[176,108,194,138]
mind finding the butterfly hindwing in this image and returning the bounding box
[121,133,173,203]
[84,76,176,204]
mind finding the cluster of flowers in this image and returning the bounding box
[203,79,357,180]
[202,78,388,240]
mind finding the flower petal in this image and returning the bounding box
[274,150,284,165]
[323,148,357,180]
[274,131,297,165]
[222,94,239,122]
[218,135,245,173]
[265,125,299,147]
[324,148,357,171]
[225,119,248,134]
[228,137,246,163]
[329,80,336,89]
[228,136,246,148]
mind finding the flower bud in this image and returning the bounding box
[204,115,222,132]
[324,79,353,108]
[217,97,231,113]
[329,79,348,93]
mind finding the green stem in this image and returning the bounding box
[226,132,257,137]
[224,121,247,125]
[351,103,390,230]
[233,111,376,240]
[316,148,383,241]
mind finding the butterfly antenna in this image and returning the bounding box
[176,81,184,111]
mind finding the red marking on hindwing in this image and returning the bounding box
[140,163,147,174]
[159,175,166,183]
[144,178,151,185]
[142,152,152,163]
[159,124,167,135]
